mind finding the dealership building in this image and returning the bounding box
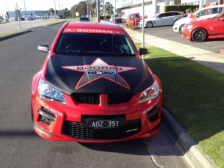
[116,0,224,18]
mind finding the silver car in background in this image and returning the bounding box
[139,11,182,28]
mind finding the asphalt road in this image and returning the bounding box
[0,23,190,167]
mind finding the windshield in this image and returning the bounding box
[55,33,136,56]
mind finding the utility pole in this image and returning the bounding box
[114,0,116,24]
[16,3,21,30]
[54,0,57,20]
[24,1,27,19]
[96,0,100,22]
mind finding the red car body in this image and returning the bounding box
[31,22,162,143]
[182,12,224,42]
[126,13,142,26]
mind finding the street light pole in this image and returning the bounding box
[142,0,145,58]
[24,1,27,19]
[96,0,100,22]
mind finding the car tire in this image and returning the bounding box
[146,21,153,28]
[179,24,185,34]
[191,28,207,42]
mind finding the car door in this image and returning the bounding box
[154,13,166,26]
[212,14,224,35]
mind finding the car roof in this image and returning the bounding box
[66,22,124,31]
[203,4,224,9]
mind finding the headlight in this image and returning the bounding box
[139,80,159,103]
[184,25,193,30]
[38,79,66,104]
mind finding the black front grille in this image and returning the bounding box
[62,118,141,140]
[108,94,133,104]
[71,93,100,104]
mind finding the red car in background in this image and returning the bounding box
[182,12,224,42]
[126,13,142,26]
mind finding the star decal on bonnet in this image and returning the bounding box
[62,58,136,89]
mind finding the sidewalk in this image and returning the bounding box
[124,28,224,73]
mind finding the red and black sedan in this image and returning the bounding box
[31,22,162,143]
[182,12,224,42]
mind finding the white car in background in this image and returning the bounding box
[173,5,224,33]
[138,11,182,28]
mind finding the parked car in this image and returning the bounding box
[20,17,26,21]
[110,14,124,23]
[126,13,142,26]
[32,22,162,142]
[0,19,2,22]
[182,11,224,42]
[26,16,34,20]
[57,15,65,19]
[9,17,16,21]
[79,16,90,22]
[173,4,224,33]
[139,11,182,28]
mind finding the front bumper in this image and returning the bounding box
[173,24,179,32]
[138,22,144,27]
[182,29,191,40]
[32,81,162,143]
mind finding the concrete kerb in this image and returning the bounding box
[162,108,218,168]
[0,30,32,42]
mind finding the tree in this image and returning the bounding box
[48,8,54,17]
[104,2,113,15]
[70,5,78,17]
[63,8,70,17]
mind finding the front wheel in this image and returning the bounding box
[146,21,153,28]
[179,24,185,34]
[191,28,207,42]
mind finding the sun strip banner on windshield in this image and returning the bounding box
[63,29,125,35]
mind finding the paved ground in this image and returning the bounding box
[0,19,55,33]
[0,24,190,168]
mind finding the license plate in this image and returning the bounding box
[88,120,119,129]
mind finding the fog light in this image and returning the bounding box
[38,108,56,125]
[147,106,160,122]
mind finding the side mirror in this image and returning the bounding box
[139,48,148,55]
[38,45,49,53]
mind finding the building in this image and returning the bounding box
[5,10,50,19]
[116,0,223,18]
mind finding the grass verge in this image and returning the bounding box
[0,30,26,38]
[135,43,224,168]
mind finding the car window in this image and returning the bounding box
[158,13,164,18]
[197,7,224,17]
[164,13,172,17]
[55,33,136,56]
[172,12,180,15]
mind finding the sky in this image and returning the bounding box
[0,0,87,15]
